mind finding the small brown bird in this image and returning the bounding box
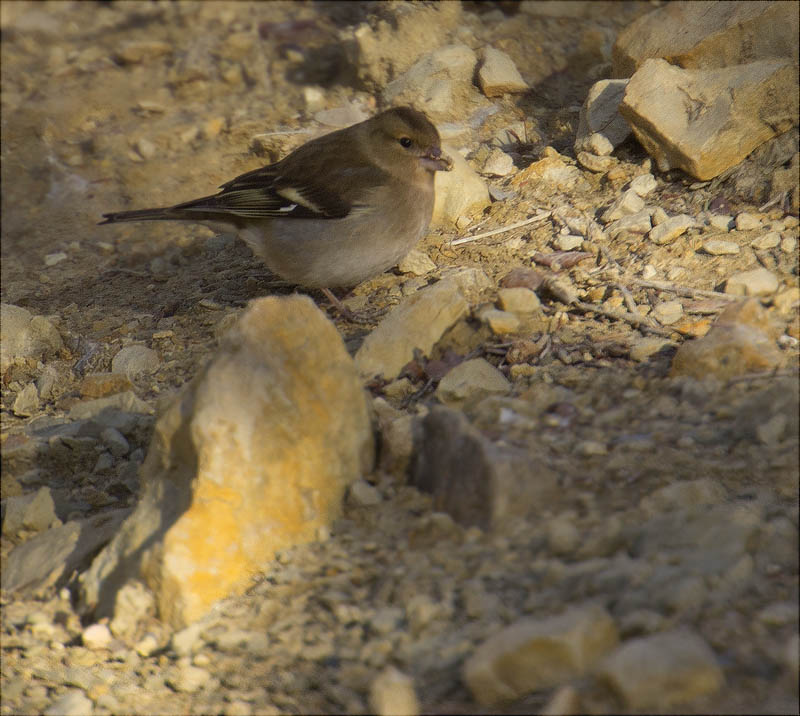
[100,106,452,309]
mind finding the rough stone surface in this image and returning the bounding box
[355,279,468,381]
[620,58,799,180]
[432,147,491,226]
[648,214,694,245]
[369,666,420,716]
[613,1,799,76]
[477,47,528,98]
[412,406,559,530]
[575,79,630,153]
[725,267,780,296]
[80,297,373,628]
[597,630,724,710]
[0,303,63,372]
[435,358,511,407]
[111,345,160,378]
[2,486,58,536]
[463,604,619,706]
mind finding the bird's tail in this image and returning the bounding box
[98,207,182,225]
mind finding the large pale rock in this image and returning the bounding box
[613,1,799,77]
[411,406,559,530]
[432,147,491,226]
[574,79,631,153]
[477,47,529,98]
[620,58,799,180]
[0,303,63,372]
[355,279,468,381]
[383,44,487,121]
[463,604,619,706]
[670,299,782,379]
[80,296,373,628]
[597,630,724,709]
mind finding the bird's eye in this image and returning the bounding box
[398,137,413,148]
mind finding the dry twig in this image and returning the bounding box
[451,212,551,246]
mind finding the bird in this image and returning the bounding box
[100,106,453,314]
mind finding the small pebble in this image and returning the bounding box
[82,623,112,650]
[44,252,68,267]
[555,234,584,251]
[751,232,781,250]
[781,236,797,254]
[735,212,761,231]
[707,214,733,231]
[702,239,739,255]
[629,173,656,197]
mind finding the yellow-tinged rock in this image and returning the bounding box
[80,296,373,628]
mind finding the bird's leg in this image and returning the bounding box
[320,287,373,324]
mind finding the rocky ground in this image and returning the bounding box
[1,2,799,715]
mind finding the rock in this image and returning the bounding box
[735,212,763,231]
[12,382,40,417]
[463,604,619,706]
[652,300,683,325]
[355,279,468,381]
[477,47,528,98]
[397,249,436,276]
[44,251,68,266]
[383,44,483,120]
[512,155,587,193]
[435,358,510,406]
[648,214,694,245]
[574,79,630,153]
[725,267,779,296]
[702,239,740,255]
[44,690,94,716]
[784,633,799,680]
[751,232,781,250]
[432,147,491,226]
[479,309,521,335]
[541,685,582,716]
[708,213,733,231]
[347,479,381,507]
[411,406,558,530]
[481,148,515,176]
[629,336,675,362]
[79,373,134,399]
[612,1,798,76]
[79,297,372,629]
[555,235,584,251]
[606,210,652,238]
[600,190,645,223]
[640,478,727,515]
[82,623,113,650]
[68,391,154,421]
[619,58,798,180]
[597,630,724,710]
[167,662,211,693]
[438,267,493,303]
[650,206,669,226]
[2,486,58,536]
[497,287,541,314]
[1,510,129,595]
[671,299,782,379]
[629,173,657,197]
[577,151,616,173]
[369,666,420,716]
[111,345,160,378]
[0,303,63,372]
[115,40,172,65]
[110,580,156,640]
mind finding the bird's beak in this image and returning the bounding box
[421,146,453,172]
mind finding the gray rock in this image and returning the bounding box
[735,212,763,231]
[605,210,652,238]
[629,173,657,197]
[597,629,724,710]
[477,47,528,98]
[725,267,779,296]
[2,486,58,536]
[44,690,94,716]
[575,79,630,153]
[12,382,40,417]
[702,238,740,255]
[68,391,154,421]
[0,303,63,372]
[436,358,510,406]
[648,214,694,244]
[601,190,645,223]
[411,406,558,530]
[111,345,160,378]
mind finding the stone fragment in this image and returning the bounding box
[397,249,436,276]
[702,239,739,255]
[597,630,724,710]
[348,479,381,507]
[751,232,781,250]
[481,148,515,176]
[168,662,211,693]
[463,604,618,706]
[111,345,160,378]
[432,147,491,226]
[116,40,173,64]
[439,267,493,302]
[600,190,645,223]
[575,79,630,154]
[80,297,373,629]
[640,478,727,515]
[650,206,669,226]
[497,287,541,314]
[355,280,467,380]
[110,580,156,640]
[369,666,420,716]
[577,152,616,173]
[44,690,94,716]
[2,486,58,536]
[707,214,733,231]
[435,358,510,406]
[648,214,694,245]
[412,406,559,530]
[480,309,521,335]
[620,58,798,180]
[629,173,657,197]
[79,373,134,399]
[555,235,584,251]
[0,303,63,372]
[82,623,113,649]
[12,382,39,417]
[2,510,130,595]
[478,47,528,98]
[629,336,676,362]
[653,300,683,325]
[512,156,586,193]
[671,298,782,379]
[612,1,799,76]
[725,267,779,296]
[606,210,652,238]
[735,212,763,231]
